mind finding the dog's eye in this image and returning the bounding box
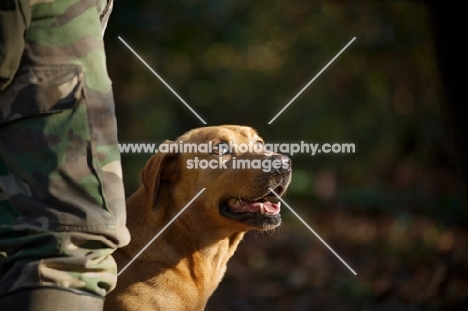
[212,143,230,155]
[254,141,264,152]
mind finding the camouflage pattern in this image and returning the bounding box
[0,0,130,298]
[0,0,31,91]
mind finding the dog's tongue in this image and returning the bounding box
[227,197,281,215]
[245,200,281,215]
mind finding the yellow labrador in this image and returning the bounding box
[105,125,291,310]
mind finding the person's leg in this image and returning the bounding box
[0,0,130,309]
[0,0,30,91]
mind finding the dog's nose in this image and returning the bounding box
[271,154,291,173]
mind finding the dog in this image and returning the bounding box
[104,125,291,310]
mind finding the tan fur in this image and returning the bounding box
[104,125,291,311]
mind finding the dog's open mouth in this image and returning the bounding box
[225,195,281,215]
[219,186,285,228]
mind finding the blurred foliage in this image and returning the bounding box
[105,0,468,309]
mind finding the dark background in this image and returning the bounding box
[105,1,468,310]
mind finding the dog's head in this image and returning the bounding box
[141,125,291,231]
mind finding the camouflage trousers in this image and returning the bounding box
[0,0,130,299]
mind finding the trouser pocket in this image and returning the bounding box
[0,65,128,243]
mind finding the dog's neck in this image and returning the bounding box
[114,186,245,305]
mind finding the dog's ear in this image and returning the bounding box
[141,140,179,205]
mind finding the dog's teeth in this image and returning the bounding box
[259,203,265,215]
[277,202,281,208]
